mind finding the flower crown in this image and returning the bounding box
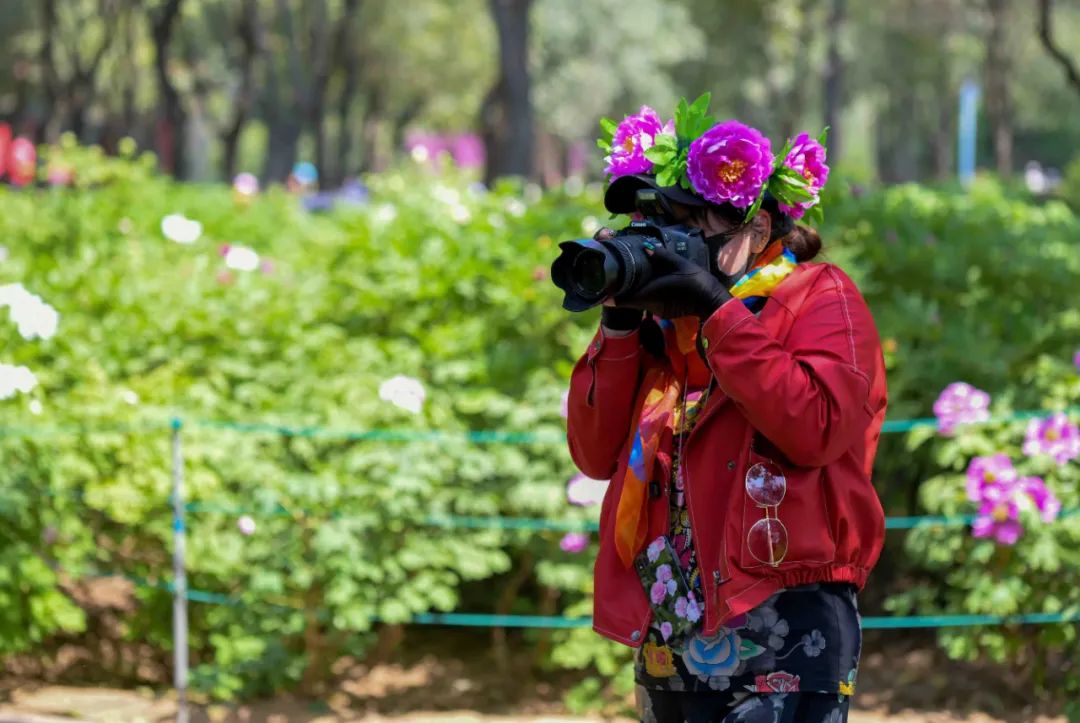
[597,94,829,226]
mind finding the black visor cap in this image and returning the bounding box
[603,174,707,215]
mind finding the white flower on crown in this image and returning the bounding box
[379,375,426,414]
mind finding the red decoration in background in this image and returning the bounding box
[8,136,36,186]
[0,123,10,179]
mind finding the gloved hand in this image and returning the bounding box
[614,243,732,320]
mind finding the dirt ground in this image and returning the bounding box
[0,630,1066,723]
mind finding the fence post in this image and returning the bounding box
[170,417,189,723]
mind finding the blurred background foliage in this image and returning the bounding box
[2,0,1080,716]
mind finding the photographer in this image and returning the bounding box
[561,105,886,722]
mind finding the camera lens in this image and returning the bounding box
[572,249,610,296]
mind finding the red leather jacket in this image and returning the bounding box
[566,263,887,648]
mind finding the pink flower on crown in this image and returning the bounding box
[1022,412,1080,465]
[604,106,674,179]
[778,132,830,219]
[933,382,991,435]
[686,120,773,209]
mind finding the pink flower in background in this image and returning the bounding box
[972,486,1023,545]
[778,132,829,219]
[1020,476,1061,523]
[932,382,991,435]
[237,515,257,536]
[560,389,569,419]
[965,454,1016,502]
[1022,412,1080,465]
[559,531,589,554]
[604,106,674,179]
[1073,349,1080,371]
[8,136,36,186]
[686,120,773,208]
[565,473,609,506]
[233,172,259,197]
[968,466,1060,544]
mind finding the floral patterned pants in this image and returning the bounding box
[636,687,849,723]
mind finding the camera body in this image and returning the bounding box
[550,197,711,312]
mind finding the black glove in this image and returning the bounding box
[600,306,644,331]
[614,244,732,320]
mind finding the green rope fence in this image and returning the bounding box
[121,574,1080,630]
[2,405,1078,441]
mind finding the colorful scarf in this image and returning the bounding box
[612,243,800,568]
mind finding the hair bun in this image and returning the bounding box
[783,225,822,262]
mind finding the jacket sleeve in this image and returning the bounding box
[565,326,644,480]
[699,266,884,468]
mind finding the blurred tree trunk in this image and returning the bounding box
[221,0,263,180]
[122,0,139,137]
[481,0,535,185]
[37,0,61,143]
[151,0,186,178]
[358,85,386,173]
[330,0,362,186]
[822,0,845,163]
[932,73,953,180]
[983,0,1013,177]
[308,0,332,186]
[1037,0,1080,101]
[778,0,817,140]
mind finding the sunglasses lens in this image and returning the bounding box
[745,462,786,507]
[747,517,789,566]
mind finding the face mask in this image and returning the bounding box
[705,229,747,289]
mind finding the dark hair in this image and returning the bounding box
[779,223,822,262]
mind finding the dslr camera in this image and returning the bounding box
[550,188,710,311]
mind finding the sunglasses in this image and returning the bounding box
[745,460,788,567]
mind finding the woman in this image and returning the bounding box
[565,104,887,723]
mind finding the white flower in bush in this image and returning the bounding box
[28,399,42,415]
[378,375,426,414]
[221,244,260,272]
[566,473,609,506]
[0,363,38,399]
[121,389,139,406]
[0,283,59,340]
[160,213,202,244]
[237,515,257,536]
[372,204,398,225]
[505,199,527,218]
[0,245,8,263]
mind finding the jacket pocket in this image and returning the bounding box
[737,447,837,570]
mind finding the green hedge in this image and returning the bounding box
[1,146,1077,709]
